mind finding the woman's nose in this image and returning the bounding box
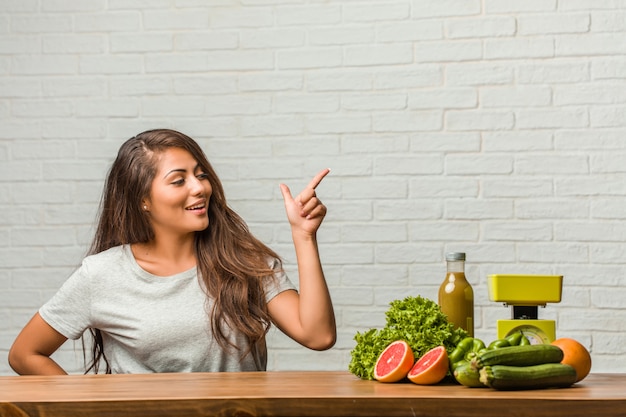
[189,176,205,195]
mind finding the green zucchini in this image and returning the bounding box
[479,363,577,390]
[472,344,563,369]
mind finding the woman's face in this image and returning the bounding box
[143,147,212,240]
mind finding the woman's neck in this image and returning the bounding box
[131,235,196,277]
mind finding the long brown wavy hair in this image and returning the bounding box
[84,129,281,373]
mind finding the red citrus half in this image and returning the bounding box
[373,340,415,383]
[407,346,448,385]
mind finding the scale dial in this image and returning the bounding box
[507,325,552,345]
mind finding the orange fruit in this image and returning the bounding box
[374,340,415,383]
[551,337,592,382]
[407,346,449,385]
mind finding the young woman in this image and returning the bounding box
[8,129,336,375]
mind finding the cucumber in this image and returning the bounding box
[472,344,563,370]
[479,363,577,390]
[453,361,486,388]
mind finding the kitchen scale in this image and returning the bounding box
[488,274,563,344]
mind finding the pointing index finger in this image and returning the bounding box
[307,168,330,190]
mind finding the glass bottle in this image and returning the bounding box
[438,252,474,337]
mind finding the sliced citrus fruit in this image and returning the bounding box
[373,340,415,383]
[407,345,448,385]
[551,337,592,382]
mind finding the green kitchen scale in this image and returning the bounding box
[488,274,563,344]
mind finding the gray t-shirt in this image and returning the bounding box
[39,245,296,374]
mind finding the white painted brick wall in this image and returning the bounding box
[2,1,626,376]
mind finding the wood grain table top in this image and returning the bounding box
[1,371,624,417]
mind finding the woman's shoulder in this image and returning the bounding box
[74,245,139,288]
[84,245,126,259]
[81,245,130,270]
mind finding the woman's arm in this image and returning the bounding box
[268,169,336,350]
[8,312,68,375]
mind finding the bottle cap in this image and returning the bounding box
[446,252,466,261]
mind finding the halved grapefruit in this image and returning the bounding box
[407,345,448,385]
[373,340,415,383]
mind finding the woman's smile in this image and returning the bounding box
[185,200,207,215]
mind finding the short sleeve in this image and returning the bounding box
[39,262,93,340]
[264,257,297,303]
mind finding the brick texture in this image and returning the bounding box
[1,2,626,375]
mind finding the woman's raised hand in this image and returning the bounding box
[279,168,329,237]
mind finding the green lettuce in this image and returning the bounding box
[348,295,467,380]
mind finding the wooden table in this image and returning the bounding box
[0,371,624,417]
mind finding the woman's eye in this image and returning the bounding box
[172,179,185,186]
[197,173,209,180]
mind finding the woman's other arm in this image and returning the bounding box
[8,312,68,375]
